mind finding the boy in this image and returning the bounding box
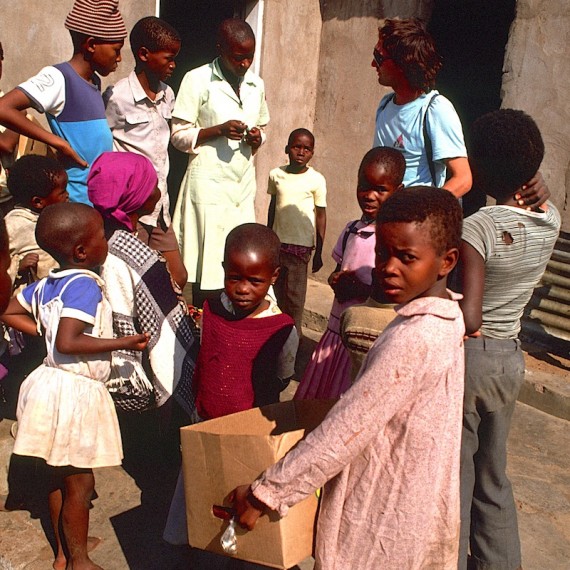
[268,128,326,339]
[104,17,187,289]
[4,155,68,294]
[193,223,299,419]
[0,40,20,214]
[458,110,560,570]
[232,187,465,569]
[0,0,127,205]
[171,19,270,303]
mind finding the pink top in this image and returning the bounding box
[252,292,465,570]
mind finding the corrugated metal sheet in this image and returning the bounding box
[521,231,570,356]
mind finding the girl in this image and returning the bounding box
[232,187,465,570]
[295,147,404,399]
[1,202,148,570]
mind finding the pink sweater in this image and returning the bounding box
[252,292,465,570]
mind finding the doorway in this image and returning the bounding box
[428,0,516,216]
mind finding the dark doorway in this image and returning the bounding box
[160,0,246,212]
[428,0,516,216]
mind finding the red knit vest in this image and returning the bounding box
[194,298,295,420]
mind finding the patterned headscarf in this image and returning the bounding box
[88,152,157,231]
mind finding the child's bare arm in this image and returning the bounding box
[458,240,485,335]
[0,90,87,167]
[514,171,550,210]
[55,317,149,355]
[1,297,39,336]
[0,124,19,155]
[267,195,276,229]
[312,207,326,273]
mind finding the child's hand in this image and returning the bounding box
[122,332,150,351]
[312,252,323,273]
[229,485,265,531]
[334,270,358,302]
[18,253,39,273]
[514,171,550,210]
[244,127,262,150]
[219,120,247,141]
[328,270,343,292]
[55,139,89,168]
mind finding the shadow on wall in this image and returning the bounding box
[318,0,433,21]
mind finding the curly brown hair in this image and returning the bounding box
[379,18,442,93]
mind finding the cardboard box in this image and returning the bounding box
[180,399,335,569]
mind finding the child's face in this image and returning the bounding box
[218,36,255,79]
[223,249,278,317]
[43,172,69,206]
[91,40,124,76]
[375,220,455,304]
[142,41,180,82]
[286,134,314,171]
[357,164,402,220]
[82,213,108,268]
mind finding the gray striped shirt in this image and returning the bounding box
[462,203,561,339]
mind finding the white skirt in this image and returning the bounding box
[14,365,123,468]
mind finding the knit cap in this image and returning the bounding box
[65,0,127,41]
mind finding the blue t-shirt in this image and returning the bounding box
[18,62,113,204]
[373,91,467,188]
[19,271,102,326]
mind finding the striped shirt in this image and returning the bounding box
[462,203,560,339]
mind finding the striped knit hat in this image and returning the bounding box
[65,0,127,41]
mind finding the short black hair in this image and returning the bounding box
[130,16,180,58]
[470,109,544,200]
[379,18,442,93]
[217,19,255,48]
[359,147,406,187]
[36,203,100,265]
[224,223,281,270]
[7,155,66,206]
[377,186,462,253]
[287,128,315,147]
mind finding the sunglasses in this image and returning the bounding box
[373,49,392,67]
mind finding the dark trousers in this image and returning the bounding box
[273,249,311,339]
[459,336,524,570]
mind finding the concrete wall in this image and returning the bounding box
[502,1,570,230]
[0,1,155,113]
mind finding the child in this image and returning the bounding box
[0,202,149,570]
[0,40,20,215]
[104,16,187,289]
[231,186,465,570]
[163,223,298,545]
[458,110,561,570]
[0,0,127,205]
[268,127,327,340]
[295,146,404,399]
[4,155,68,294]
[193,223,299,419]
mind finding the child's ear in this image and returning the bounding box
[31,196,45,210]
[73,243,87,263]
[284,145,289,155]
[84,36,97,56]
[138,47,149,62]
[271,267,280,285]
[439,247,459,278]
[396,183,404,191]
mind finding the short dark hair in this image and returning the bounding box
[379,18,442,93]
[224,223,281,270]
[130,16,180,58]
[470,109,544,199]
[217,19,255,48]
[287,128,315,147]
[36,203,100,265]
[377,186,462,253]
[359,147,406,186]
[7,155,66,206]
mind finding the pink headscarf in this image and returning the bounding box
[88,152,158,231]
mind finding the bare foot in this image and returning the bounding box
[54,539,101,570]
[53,555,66,570]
